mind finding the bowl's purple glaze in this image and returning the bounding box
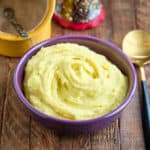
[13,35,137,135]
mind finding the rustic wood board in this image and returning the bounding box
[0,0,150,149]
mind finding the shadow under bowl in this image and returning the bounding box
[13,35,137,135]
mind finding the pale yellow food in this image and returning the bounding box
[23,43,128,120]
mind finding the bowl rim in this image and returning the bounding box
[13,35,137,125]
[0,0,55,41]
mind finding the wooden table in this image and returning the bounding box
[0,0,150,149]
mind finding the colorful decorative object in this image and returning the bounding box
[53,0,105,30]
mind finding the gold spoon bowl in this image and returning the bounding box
[123,30,150,59]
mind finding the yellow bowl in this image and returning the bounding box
[0,0,55,57]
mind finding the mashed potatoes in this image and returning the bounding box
[23,43,128,120]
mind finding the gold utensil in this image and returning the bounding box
[122,30,150,150]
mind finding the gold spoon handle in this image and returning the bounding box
[140,67,150,150]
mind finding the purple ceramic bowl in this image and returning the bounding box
[13,35,137,135]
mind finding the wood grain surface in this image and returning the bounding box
[0,0,150,149]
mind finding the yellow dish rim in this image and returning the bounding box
[0,0,56,41]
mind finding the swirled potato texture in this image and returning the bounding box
[23,43,128,120]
